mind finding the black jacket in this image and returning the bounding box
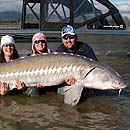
[56,41,98,61]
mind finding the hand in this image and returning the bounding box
[0,82,9,95]
[15,80,26,90]
[65,77,77,86]
[36,83,44,88]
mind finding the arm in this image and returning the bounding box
[0,81,26,95]
[36,83,44,88]
[0,82,9,95]
[83,43,98,61]
[65,77,77,85]
[56,44,65,52]
[16,80,44,89]
[88,48,98,61]
[15,80,26,90]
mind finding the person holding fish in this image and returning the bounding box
[56,25,98,61]
[0,34,52,96]
[0,35,26,95]
[0,33,52,96]
[56,26,125,97]
[0,32,76,96]
[24,32,53,96]
[27,32,76,96]
[28,32,52,56]
[56,25,98,95]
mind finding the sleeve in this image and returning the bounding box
[83,43,98,61]
[56,45,64,52]
[88,48,98,61]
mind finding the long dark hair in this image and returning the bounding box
[0,47,19,63]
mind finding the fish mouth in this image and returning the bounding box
[113,85,127,89]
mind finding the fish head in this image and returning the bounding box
[83,66,126,90]
[104,65,127,90]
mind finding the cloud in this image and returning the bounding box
[0,0,130,19]
[110,1,130,18]
[0,0,22,12]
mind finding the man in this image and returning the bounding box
[56,25,98,95]
[56,25,98,61]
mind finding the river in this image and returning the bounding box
[0,40,130,130]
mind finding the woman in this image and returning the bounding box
[27,32,75,96]
[0,34,74,96]
[28,32,52,56]
[32,32,75,85]
[28,32,52,89]
[0,33,47,96]
[0,35,19,63]
[24,32,52,96]
[0,35,25,95]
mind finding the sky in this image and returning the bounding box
[110,0,130,18]
[0,0,130,19]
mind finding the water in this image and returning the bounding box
[0,40,130,130]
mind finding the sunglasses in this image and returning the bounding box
[3,44,14,48]
[63,35,75,40]
[34,40,46,44]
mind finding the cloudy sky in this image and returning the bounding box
[110,0,130,18]
[0,0,130,18]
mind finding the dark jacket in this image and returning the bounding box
[56,41,98,61]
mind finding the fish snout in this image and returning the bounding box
[113,81,127,89]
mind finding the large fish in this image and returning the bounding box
[0,53,126,106]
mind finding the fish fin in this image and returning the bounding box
[63,81,84,106]
[63,85,72,92]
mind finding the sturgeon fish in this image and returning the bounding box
[0,53,126,106]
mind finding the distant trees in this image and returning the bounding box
[124,17,130,27]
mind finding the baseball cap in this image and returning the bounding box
[61,25,76,37]
[1,35,15,48]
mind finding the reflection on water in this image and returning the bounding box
[0,55,130,129]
